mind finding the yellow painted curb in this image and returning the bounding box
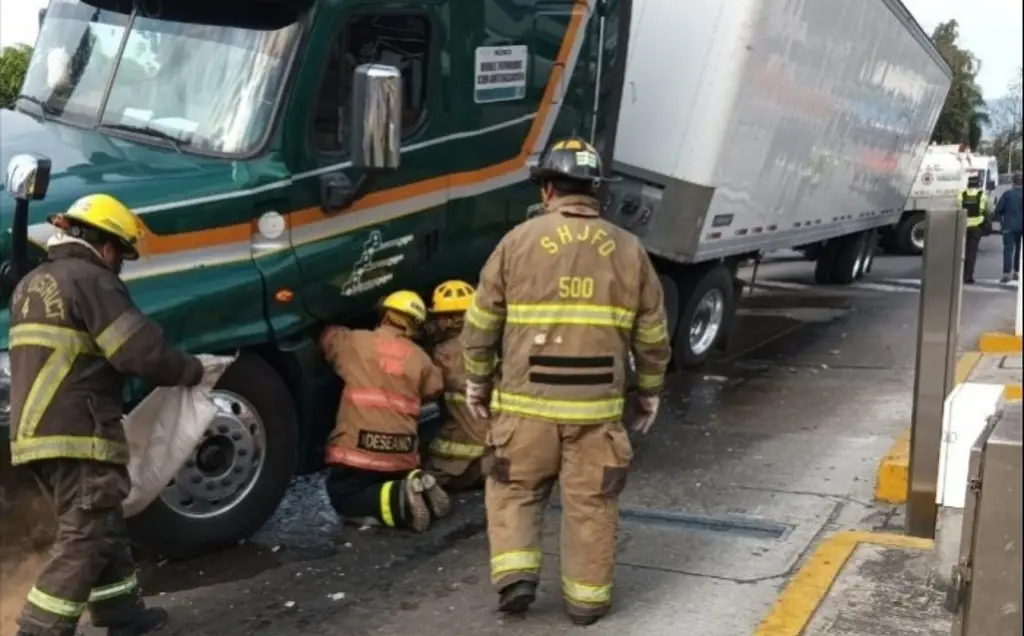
[873,353,982,504]
[978,332,1022,353]
[755,531,934,636]
[1005,385,1022,401]
[954,352,985,384]
[874,431,909,504]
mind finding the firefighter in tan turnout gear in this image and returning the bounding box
[321,290,451,532]
[9,194,205,636]
[461,138,672,625]
[424,280,488,491]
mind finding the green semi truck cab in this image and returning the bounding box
[0,0,629,557]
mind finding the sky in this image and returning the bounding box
[1,0,1022,98]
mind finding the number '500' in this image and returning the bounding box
[558,276,595,299]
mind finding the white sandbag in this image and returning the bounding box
[122,355,236,518]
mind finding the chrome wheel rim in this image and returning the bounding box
[159,391,266,519]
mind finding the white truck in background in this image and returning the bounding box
[603,0,952,366]
[880,144,1000,254]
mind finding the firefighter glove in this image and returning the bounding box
[465,380,492,420]
[631,395,660,434]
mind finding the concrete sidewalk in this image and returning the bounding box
[761,329,1021,636]
[758,526,947,636]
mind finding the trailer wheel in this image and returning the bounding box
[813,240,839,284]
[859,230,877,277]
[895,211,926,255]
[128,353,299,559]
[813,233,868,285]
[671,265,735,368]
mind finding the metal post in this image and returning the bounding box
[907,204,966,538]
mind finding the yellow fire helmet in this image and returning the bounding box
[381,290,428,323]
[50,193,143,260]
[431,280,475,314]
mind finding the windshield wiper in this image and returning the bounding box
[15,94,54,121]
[101,123,185,153]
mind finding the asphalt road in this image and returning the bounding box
[1,238,1019,636]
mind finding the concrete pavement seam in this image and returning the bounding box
[753,531,934,636]
[872,352,983,505]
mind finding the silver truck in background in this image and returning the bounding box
[603,0,952,367]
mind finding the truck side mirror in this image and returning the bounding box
[2,154,52,293]
[986,180,996,192]
[5,154,51,202]
[350,63,402,171]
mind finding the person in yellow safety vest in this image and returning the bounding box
[423,280,490,492]
[959,174,990,284]
[9,194,206,636]
[320,290,450,532]
[460,137,672,626]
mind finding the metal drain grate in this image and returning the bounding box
[549,502,791,540]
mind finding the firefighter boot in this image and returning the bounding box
[400,472,432,532]
[418,470,451,519]
[497,581,537,615]
[105,607,169,635]
[567,611,604,627]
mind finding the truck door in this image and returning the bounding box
[290,3,448,322]
[438,0,597,282]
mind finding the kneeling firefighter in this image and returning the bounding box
[424,280,489,492]
[9,194,205,636]
[461,137,672,625]
[320,290,451,531]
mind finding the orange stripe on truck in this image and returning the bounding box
[134,6,587,257]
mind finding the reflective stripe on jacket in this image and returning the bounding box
[461,195,672,425]
[8,243,204,466]
[321,324,444,472]
[428,333,488,460]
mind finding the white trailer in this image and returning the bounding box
[604,0,952,366]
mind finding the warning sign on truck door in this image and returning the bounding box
[475,45,528,103]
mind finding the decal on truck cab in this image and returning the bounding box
[337,230,414,297]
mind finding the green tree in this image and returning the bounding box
[985,67,1022,174]
[930,20,989,150]
[0,44,32,110]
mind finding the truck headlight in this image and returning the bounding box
[0,351,11,428]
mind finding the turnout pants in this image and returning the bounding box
[18,459,143,636]
[325,465,414,529]
[964,226,983,281]
[425,420,487,492]
[484,415,633,619]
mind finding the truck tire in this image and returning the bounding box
[671,265,735,368]
[895,211,926,255]
[860,230,877,277]
[813,240,839,284]
[659,272,681,346]
[128,353,299,559]
[814,232,868,285]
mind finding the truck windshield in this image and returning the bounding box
[18,0,300,155]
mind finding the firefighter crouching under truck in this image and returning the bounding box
[320,291,452,532]
[423,280,490,492]
[8,194,206,636]
[460,137,672,626]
